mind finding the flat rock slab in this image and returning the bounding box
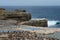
[0,25,60,35]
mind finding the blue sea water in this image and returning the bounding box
[0,6,60,28]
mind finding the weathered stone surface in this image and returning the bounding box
[6,12,31,21]
[0,8,6,13]
[0,20,17,26]
[0,8,47,27]
[0,8,7,20]
[0,8,31,21]
[19,18,48,27]
[0,31,59,40]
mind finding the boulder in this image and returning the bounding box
[0,8,7,13]
[5,12,31,21]
[0,8,7,20]
[19,18,48,27]
[0,8,31,21]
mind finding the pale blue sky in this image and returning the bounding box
[0,0,60,6]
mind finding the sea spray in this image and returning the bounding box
[48,20,59,26]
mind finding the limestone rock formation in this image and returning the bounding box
[0,8,48,27]
[0,8,7,20]
[0,8,7,13]
[19,18,48,27]
[0,8,31,21]
[6,12,31,21]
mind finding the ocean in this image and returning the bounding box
[0,6,60,28]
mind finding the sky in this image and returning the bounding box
[0,0,60,6]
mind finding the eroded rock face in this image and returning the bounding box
[0,8,6,13]
[0,8,31,21]
[0,8,48,27]
[0,8,7,20]
[0,20,17,26]
[6,12,31,21]
[19,19,48,27]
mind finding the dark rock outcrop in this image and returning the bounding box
[0,8,7,13]
[0,9,31,21]
[0,8,48,27]
[0,8,6,12]
[19,18,48,27]
[6,12,31,21]
[0,8,7,20]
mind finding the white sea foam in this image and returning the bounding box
[31,18,47,20]
[48,20,59,26]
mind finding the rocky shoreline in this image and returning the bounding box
[0,8,48,27]
[0,8,59,40]
[0,30,59,40]
[0,25,59,40]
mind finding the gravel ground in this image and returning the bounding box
[0,30,59,40]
